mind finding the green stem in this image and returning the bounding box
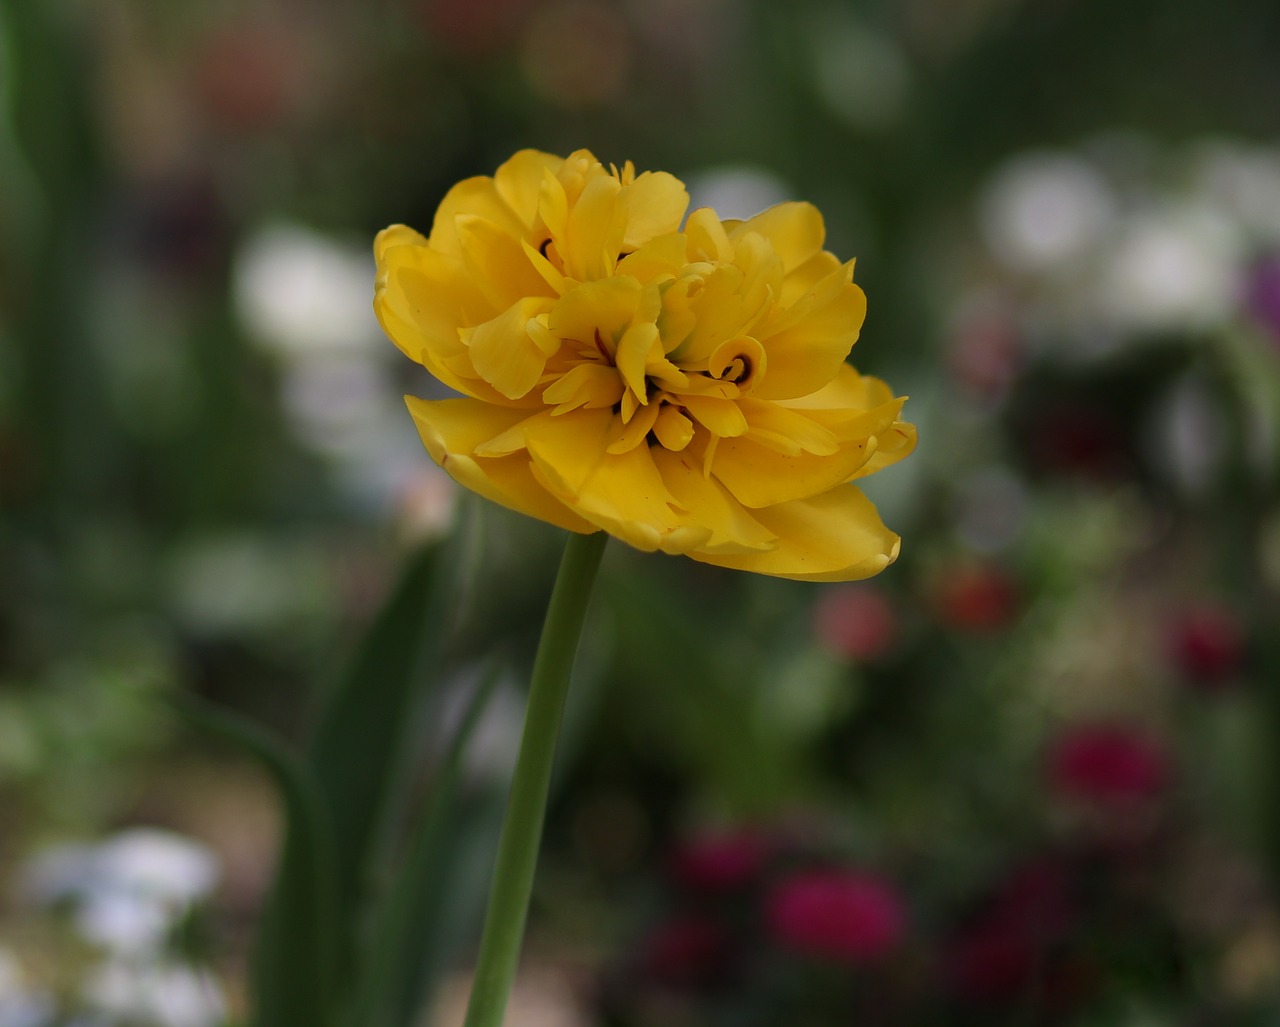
[462,530,608,1027]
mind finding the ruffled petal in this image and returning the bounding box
[374,224,428,264]
[428,177,527,258]
[620,171,689,250]
[455,215,555,311]
[494,149,563,227]
[514,409,696,552]
[375,244,529,406]
[737,397,839,455]
[754,276,866,400]
[851,420,918,478]
[550,278,642,353]
[729,201,825,275]
[405,396,596,534]
[564,173,624,281]
[710,426,876,508]
[651,449,778,555]
[687,485,900,581]
[542,362,625,413]
[464,297,558,400]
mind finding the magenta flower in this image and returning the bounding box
[667,829,770,893]
[764,869,906,963]
[813,586,899,661]
[1047,724,1171,805]
[1168,603,1245,687]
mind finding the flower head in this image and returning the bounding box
[1046,723,1171,806]
[764,868,906,963]
[375,149,915,580]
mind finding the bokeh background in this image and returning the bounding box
[4,0,1280,1023]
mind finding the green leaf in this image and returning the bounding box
[175,697,338,1027]
[350,664,503,1027]
[306,539,454,988]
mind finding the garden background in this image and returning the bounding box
[3,0,1280,1024]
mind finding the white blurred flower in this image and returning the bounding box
[95,831,219,906]
[684,165,791,221]
[1192,142,1280,246]
[981,152,1116,272]
[24,830,219,958]
[1144,374,1227,497]
[233,222,378,358]
[76,892,172,955]
[279,354,399,457]
[1095,205,1241,334]
[83,961,225,1027]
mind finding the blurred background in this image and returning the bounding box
[3,0,1280,1023]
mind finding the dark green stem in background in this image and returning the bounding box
[462,529,608,1027]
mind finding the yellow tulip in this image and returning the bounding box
[375,149,916,580]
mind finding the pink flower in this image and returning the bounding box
[1246,253,1280,345]
[1168,603,1245,687]
[765,869,906,963]
[1047,724,1171,805]
[933,565,1019,632]
[813,586,899,661]
[641,914,732,988]
[668,829,769,893]
[944,857,1089,1008]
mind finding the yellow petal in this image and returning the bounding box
[679,264,773,364]
[521,238,568,294]
[780,362,891,413]
[707,335,767,394]
[684,208,733,263]
[710,423,876,508]
[564,173,624,281]
[428,176,526,258]
[616,232,688,283]
[375,246,529,406]
[538,169,570,245]
[405,396,596,534]
[606,401,660,454]
[851,421,918,478]
[494,150,563,227]
[651,448,777,554]
[518,410,691,552]
[680,395,748,438]
[615,321,661,401]
[780,250,842,306]
[737,398,840,455]
[619,171,689,250]
[754,278,866,400]
[456,215,554,311]
[728,201,825,275]
[652,404,694,451]
[687,485,900,581]
[374,224,428,265]
[542,362,625,414]
[550,277,642,353]
[464,297,558,400]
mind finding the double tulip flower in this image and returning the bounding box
[376,149,915,580]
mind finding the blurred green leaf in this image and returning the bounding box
[601,560,807,813]
[175,696,338,1027]
[306,539,452,988]
[350,662,501,1027]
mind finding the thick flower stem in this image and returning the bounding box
[462,529,608,1027]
